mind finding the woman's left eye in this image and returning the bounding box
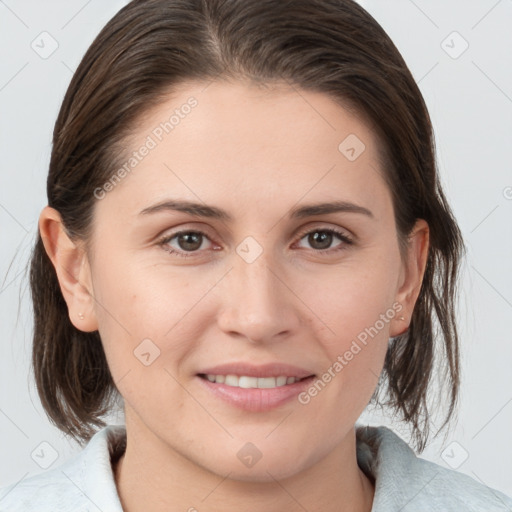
[294,228,353,253]
[157,227,353,259]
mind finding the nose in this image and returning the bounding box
[216,247,302,345]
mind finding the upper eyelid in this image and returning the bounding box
[294,224,352,240]
[159,223,351,238]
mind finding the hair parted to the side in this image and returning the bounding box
[30,0,464,450]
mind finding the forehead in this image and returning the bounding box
[97,80,390,221]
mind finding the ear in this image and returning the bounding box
[39,206,98,332]
[389,219,430,337]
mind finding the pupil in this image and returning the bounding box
[310,231,332,250]
[179,233,202,251]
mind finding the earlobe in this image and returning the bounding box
[389,219,430,337]
[39,206,98,332]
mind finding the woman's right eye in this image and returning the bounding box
[157,230,214,258]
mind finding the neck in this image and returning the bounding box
[114,422,374,512]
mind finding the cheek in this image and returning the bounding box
[310,254,399,346]
[297,282,393,424]
[90,245,188,336]
[88,251,216,384]
[301,247,400,396]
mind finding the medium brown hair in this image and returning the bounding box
[30,0,464,451]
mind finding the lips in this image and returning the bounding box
[197,362,314,380]
[196,363,316,411]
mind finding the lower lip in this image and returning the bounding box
[197,375,316,412]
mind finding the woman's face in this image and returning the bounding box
[74,80,427,481]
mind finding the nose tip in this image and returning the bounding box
[241,318,285,345]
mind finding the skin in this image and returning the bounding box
[40,80,429,512]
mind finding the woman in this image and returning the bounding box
[1,0,510,510]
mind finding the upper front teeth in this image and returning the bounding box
[205,374,298,388]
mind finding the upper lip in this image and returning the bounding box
[197,363,315,379]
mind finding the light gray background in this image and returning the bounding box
[1,0,511,499]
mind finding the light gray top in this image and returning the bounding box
[1,423,511,511]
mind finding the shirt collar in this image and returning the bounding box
[75,422,510,511]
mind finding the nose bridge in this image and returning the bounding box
[217,239,298,343]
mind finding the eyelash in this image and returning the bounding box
[156,227,354,259]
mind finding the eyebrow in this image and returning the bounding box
[139,199,374,221]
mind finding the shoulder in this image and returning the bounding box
[356,424,512,511]
[0,424,126,512]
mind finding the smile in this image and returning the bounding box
[199,374,307,388]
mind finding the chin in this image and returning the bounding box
[192,440,319,484]
[207,458,306,484]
